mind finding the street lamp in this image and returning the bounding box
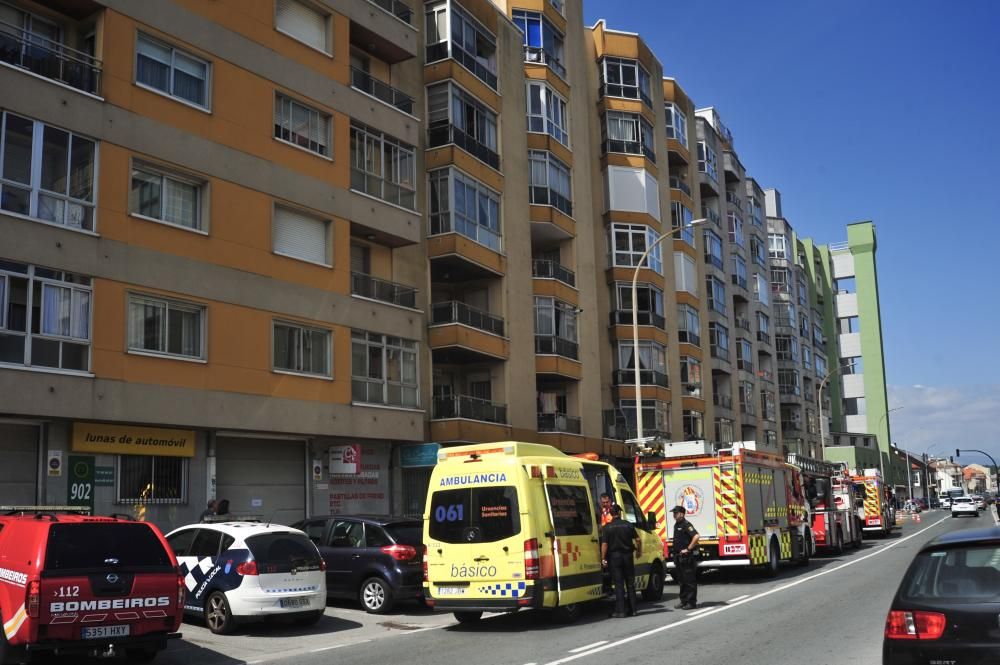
[816,362,855,458]
[955,449,999,497]
[877,407,904,484]
[630,218,707,444]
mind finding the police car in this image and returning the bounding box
[165,521,326,634]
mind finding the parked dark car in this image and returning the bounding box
[916,498,929,510]
[929,497,940,509]
[883,526,1000,663]
[292,516,423,614]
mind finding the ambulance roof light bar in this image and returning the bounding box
[438,445,516,463]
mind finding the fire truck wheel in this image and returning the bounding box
[765,540,780,577]
[642,564,664,601]
[833,528,845,555]
[796,532,811,566]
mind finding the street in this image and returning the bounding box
[148,509,994,665]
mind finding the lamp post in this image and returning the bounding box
[630,218,707,444]
[816,362,854,459]
[956,449,999,497]
[877,406,904,485]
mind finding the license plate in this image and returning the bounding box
[435,586,467,596]
[82,625,130,639]
[280,596,311,609]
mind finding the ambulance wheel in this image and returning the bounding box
[642,563,664,601]
[360,577,394,614]
[833,527,845,555]
[553,603,582,623]
[765,541,780,577]
[454,611,482,624]
[205,591,236,635]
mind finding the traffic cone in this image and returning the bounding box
[915,512,921,523]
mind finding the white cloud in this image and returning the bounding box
[887,384,1000,464]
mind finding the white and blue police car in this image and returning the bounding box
[165,521,327,634]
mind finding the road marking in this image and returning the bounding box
[569,641,608,653]
[687,608,711,615]
[543,516,951,665]
[311,644,347,653]
[726,595,750,603]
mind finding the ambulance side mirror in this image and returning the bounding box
[646,512,657,531]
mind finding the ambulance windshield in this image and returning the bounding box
[429,486,520,544]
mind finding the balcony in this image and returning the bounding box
[612,369,668,388]
[669,177,691,197]
[535,334,578,360]
[538,412,581,435]
[702,207,721,228]
[731,273,749,291]
[609,310,666,330]
[428,121,500,170]
[523,45,565,79]
[431,301,503,336]
[426,42,498,91]
[351,272,417,308]
[735,316,752,333]
[725,191,743,212]
[705,253,724,271]
[602,410,668,442]
[682,382,702,398]
[737,358,754,373]
[713,393,733,410]
[758,369,774,383]
[532,259,575,287]
[350,67,414,114]
[432,394,507,424]
[782,422,803,435]
[779,384,802,397]
[430,301,507,361]
[757,330,771,345]
[367,0,413,23]
[0,21,101,95]
[775,317,796,332]
[604,138,655,163]
[351,167,416,210]
[530,185,572,217]
[723,151,744,183]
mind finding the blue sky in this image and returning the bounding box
[583,0,1000,457]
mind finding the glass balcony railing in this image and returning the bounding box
[350,67,414,114]
[0,21,101,95]
[612,369,668,388]
[609,310,666,330]
[432,395,507,423]
[534,334,578,359]
[431,301,505,336]
[351,272,417,308]
[428,121,500,170]
[532,259,576,287]
[537,412,580,434]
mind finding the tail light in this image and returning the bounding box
[26,580,39,618]
[885,610,947,640]
[236,560,258,576]
[381,544,417,561]
[422,545,428,583]
[176,574,186,609]
[524,538,540,580]
[319,558,327,572]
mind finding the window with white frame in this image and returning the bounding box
[697,141,718,181]
[128,294,205,360]
[706,275,726,314]
[665,102,688,147]
[512,10,565,78]
[709,322,729,360]
[526,82,568,146]
[677,304,701,346]
[0,260,91,372]
[618,399,669,436]
[673,252,697,294]
[728,212,745,248]
[768,233,789,259]
[599,56,651,107]
[135,33,210,108]
[776,334,799,362]
[757,311,770,336]
[732,254,748,289]
[130,161,205,231]
[614,282,664,325]
[737,338,753,370]
[274,93,330,157]
[428,167,501,251]
[350,121,416,210]
[275,0,330,53]
[529,150,571,215]
[671,201,695,246]
[272,205,330,265]
[425,2,497,90]
[273,320,331,377]
[680,356,702,396]
[534,297,577,357]
[683,410,704,439]
[754,272,770,305]
[771,266,790,294]
[802,344,813,370]
[602,111,654,161]
[427,81,499,168]
[615,340,666,385]
[610,223,662,274]
[703,228,723,270]
[0,112,97,231]
[750,234,767,267]
[351,330,419,407]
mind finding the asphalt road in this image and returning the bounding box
[150,508,995,665]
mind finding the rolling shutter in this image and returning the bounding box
[273,206,329,265]
[276,0,327,52]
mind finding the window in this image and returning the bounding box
[779,369,801,395]
[706,275,726,314]
[737,338,753,371]
[757,311,770,336]
[135,33,210,108]
[677,304,701,346]
[274,93,330,157]
[802,345,813,370]
[844,397,866,416]
[273,320,331,377]
[128,294,205,360]
[130,162,205,231]
[425,2,497,90]
[728,212,745,248]
[615,340,666,384]
[599,57,651,107]
[427,81,499,169]
[838,316,861,334]
[813,323,825,347]
[709,322,729,360]
[703,229,723,270]
[815,353,828,377]
[526,83,569,146]
[0,261,91,372]
[350,121,416,210]
[351,330,419,407]
[428,486,520,544]
[716,417,734,444]
[754,273,770,306]
[0,112,97,231]
[671,202,695,245]
[117,455,187,504]
[697,141,718,181]
[776,334,799,361]
[732,255,748,289]
[680,356,702,396]
[611,224,662,274]
[613,282,664,328]
[665,102,688,148]
[45,523,173,570]
[771,266,791,294]
[799,312,810,338]
[603,111,655,161]
[739,381,755,415]
[768,233,789,260]
[546,485,594,536]
[275,0,330,52]
[605,166,660,220]
[512,10,565,78]
[428,167,501,251]
[619,399,670,436]
[272,205,330,265]
[534,297,578,357]
[761,390,776,421]
[750,235,767,267]
[529,150,572,215]
[674,252,698,294]
[797,274,808,306]
[682,410,704,440]
[749,197,763,228]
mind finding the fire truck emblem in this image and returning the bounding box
[675,485,704,516]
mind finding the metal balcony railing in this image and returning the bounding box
[757,330,771,345]
[779,384,802,397]
[713,393,733,409]
[367,0,413,23]
[428,121,500,170]
[537,412,580,434]
[682,382,702,397]
[431,301,505,336]
[612,369,668,388]
[725,191,743,211]
[350,67,414,114]
[601,410,667,441]
[735,317,752,332]
[0,21,102,94]
[523,45,565,78]
[432,395,507,424]
[532,259,576,287]
[702,207,721,227]
[351,272,417,308]
[669,177,691,197]
[609,309,666,330]
[535,334,578,360]
[529,185,572,216]
[427,41,497,90]
[604,138,655,163]
[737,358,754,373]
[678,331,701,347]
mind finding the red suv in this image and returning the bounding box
[0,509,184,663]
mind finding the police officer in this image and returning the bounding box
[671,505,700,610]
[601,504,642,618]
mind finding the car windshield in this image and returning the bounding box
[901,545,1000,604]
[384,523,423,545]
[44,523,173,572]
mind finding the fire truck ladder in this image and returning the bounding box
[714,448,743,538]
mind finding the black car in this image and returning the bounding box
[884,526,1000,663]
[293,516,423,614]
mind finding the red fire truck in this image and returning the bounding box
[788,454,863,553]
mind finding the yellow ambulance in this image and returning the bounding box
[422,442,666,623]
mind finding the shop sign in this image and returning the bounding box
[330,444,361,474]
[72,422,195,458]
[330,444,388,515]
[67,455,95,513]
[47,450,62,477]
[95,466,115,487]
[400,443,440,468]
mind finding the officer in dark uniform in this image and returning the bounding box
[600,504,642,617]
[671,505,700,609]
